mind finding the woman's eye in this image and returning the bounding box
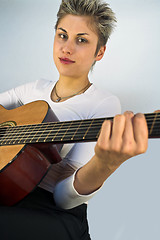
[77,38,87,43]
[59,33,67,40]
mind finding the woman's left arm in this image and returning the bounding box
[74,111,148,195]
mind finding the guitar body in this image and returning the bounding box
[0,101,62,206]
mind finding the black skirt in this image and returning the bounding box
[0,187,91,240]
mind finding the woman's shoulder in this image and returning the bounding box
[34,79,55,90]
[14,79,55,96]
[87,84,117,100]
[84,84,121,118]
[15,79,55,91]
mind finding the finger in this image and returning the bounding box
[111,114,126,150]
[121,111,135,154]
[122,111,134,140]
[132,113,148,154]
[97,120,112,149]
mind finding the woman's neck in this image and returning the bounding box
[51,75,91,102]
[59,75,89,88]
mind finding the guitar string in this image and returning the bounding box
[0,130,160,145]
[0,119,160,132]
[0,122,160,138]
[0,121,101,133]
[0,125,159,145]
[0,126,102,138]
[0,115,160,132]
[0,125,101,142]
[0,122,159,134]
[0,111,160,129]
[0,113,159,125]
[0,132,101,143]
[0,132,159,145]
[0,119,160,138]
[1,129,159,143]
[0,114,160,143]
[1,124,159,137]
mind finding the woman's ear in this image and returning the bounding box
[95,45,106,61]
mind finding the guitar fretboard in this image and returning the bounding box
[0,113,160,146]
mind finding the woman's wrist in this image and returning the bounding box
[73,154,119,195]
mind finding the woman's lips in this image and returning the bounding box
[59,58,75,64]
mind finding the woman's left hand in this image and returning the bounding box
[94,111,148,172]
[74,111,149,195]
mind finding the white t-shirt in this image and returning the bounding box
[0,79,121,209]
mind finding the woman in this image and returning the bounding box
[0,0,148,239]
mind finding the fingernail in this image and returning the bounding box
[125,111,134,114]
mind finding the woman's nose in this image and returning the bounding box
[62,40,74,55]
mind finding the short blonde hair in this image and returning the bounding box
[55,0,117,54]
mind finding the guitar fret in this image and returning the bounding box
[1,112,160,146]
[74,120,94,141]
[28,127,40,143]
[43,122,57,142]
[96,129,101,139]
[9,126,28,145]
[39,124,57,142]
[16,125,27,144]
[84,122,102,140]
[0,119,105,145]
[150,113,160,137]
[3,127,19,145]
[70,121,83,140]
[0,127,12,145]
[22,125,36,144]
[144,113,160,138]
[149,113,157,136]
[52,122,65,141]
[60,121,73,141]
[82,119,94,140]
[33,123,49,143]
[16,125,32,144]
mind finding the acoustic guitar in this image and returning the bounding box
[0,100,159,206]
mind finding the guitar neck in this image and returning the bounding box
[145,112,160,138]
[0,113,160,146]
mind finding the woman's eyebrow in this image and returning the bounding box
[58,27,89,36]
[77,33,89,36]
[58,27,67,33]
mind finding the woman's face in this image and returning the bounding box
[53,14,105,80]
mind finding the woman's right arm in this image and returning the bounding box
[0,80,39,110]
[0,89,21,110]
